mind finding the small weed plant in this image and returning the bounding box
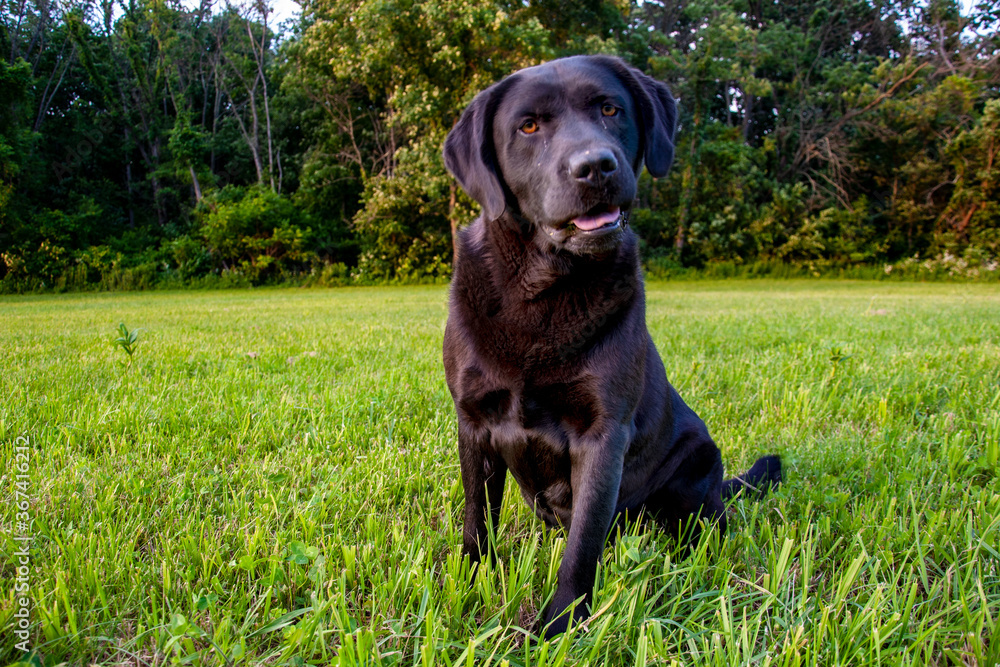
[111,321,142,368]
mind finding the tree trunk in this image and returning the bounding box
[125,153,135,228]
[247,7,276,191]
[190,165,203,202]
[150,137,167,226]
[676,114,699,254]
[742,92,754,144]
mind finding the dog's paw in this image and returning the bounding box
[540,598,590,639]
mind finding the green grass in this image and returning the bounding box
[1,280,999,666]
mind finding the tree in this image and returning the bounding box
[290,0,638,279]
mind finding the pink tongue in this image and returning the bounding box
[572,206,621,231]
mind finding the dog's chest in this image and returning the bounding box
[458,362,601,438]
[457,363,606,524]
[489,396,580,526]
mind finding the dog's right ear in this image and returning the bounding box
[444,81,509,222]
[596,57,678,178]
[632,69,678,178]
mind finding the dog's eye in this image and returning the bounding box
[520,120,539,134]
[601,104,618,117]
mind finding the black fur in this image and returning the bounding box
[442,55,780,639]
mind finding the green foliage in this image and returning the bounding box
[0,58,37,260]
[163,234,212,280]
[350,168,452,282]
[0,0,998,288]
[292,0,561,279]
[633,0,998,270]
[0,59,33,204]
[940,98,1000,254]
[195,185,315,281]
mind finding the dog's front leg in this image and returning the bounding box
[542,426,627,638]
[458,420,508,566]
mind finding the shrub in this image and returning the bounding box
[196,186,316,282]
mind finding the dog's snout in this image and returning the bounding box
[569,149,618,184]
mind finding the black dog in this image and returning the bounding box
[442,55,780,638]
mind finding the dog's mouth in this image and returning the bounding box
[568,204,624,232]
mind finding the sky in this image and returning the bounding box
[189,0,983,37]
[178,0,301,29]
[268,0,300,27]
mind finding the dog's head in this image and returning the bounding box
[444,55,677,256]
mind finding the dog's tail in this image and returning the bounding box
[721,455,782,501]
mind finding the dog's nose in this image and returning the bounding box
[569,149,618,184]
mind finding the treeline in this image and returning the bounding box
[1,0,998,291]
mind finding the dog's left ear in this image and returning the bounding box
[443,80,511,221]
[602,58,679,178]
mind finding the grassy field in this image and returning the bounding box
[1,281,999,666]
